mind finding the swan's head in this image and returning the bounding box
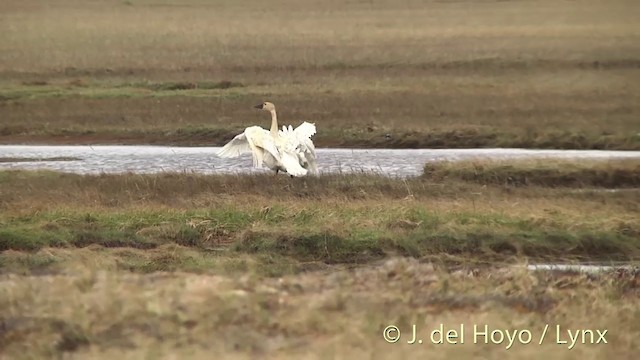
[254,101,275,112]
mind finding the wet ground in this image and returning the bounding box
[526,264,639,274]
[2,145,640,177]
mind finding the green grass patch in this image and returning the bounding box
[0,170,638,274]
[1,206,638,273]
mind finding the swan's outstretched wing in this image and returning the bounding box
[278,121,318,175]
[294,122,318,174]
[243,126,283,168]
[217,133,252,158]
[293,122,316,157]
[280,122,316,152]
[301,146,318,174]
[217,126,282,169]
[293,122,316,140]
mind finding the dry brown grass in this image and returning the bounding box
[1,168,638,211]
[0,0,639,148]
[2,0,638,73]
[1,257,639,359]
[423,158,640,188]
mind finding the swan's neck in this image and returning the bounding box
[269,109,279,138]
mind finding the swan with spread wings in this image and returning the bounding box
[217,102,317,177]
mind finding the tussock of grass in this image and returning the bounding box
[423,159,640,188]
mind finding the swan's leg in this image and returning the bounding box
[275,169,279,176]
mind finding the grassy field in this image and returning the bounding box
[1,160,640,358]
[1,0,639,148]
[3,258,639,359]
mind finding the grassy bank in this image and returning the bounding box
[423,159,640,188]
[1,0,639,149]
[1,167,639,274]
[2,199,638,268]
[1,165,639,358]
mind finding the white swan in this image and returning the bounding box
[217,102,318,177]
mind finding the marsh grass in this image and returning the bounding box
[1,167,638,271]
[4,204,636,263]
[0,165,638,358]
[1,257,639,359]
[1,78,639,149]
[122,80,244,91]
[423,158,640,188]
[0,0,639,149]
[2,0,638,73]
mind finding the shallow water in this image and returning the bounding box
[1,145,639,177]
[527,264,638,274]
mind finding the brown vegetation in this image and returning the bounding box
[1,257,639,359]
[423,159,640,188]
[0,0,639,149]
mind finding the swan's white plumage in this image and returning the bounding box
[278,150,308,177]
[216,133,251,158]
[217,126,282,169]
[279,121,318,174]
[217,102,317,177]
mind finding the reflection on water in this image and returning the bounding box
[1,145,639,177]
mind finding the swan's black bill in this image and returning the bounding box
[254,104,264,109]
